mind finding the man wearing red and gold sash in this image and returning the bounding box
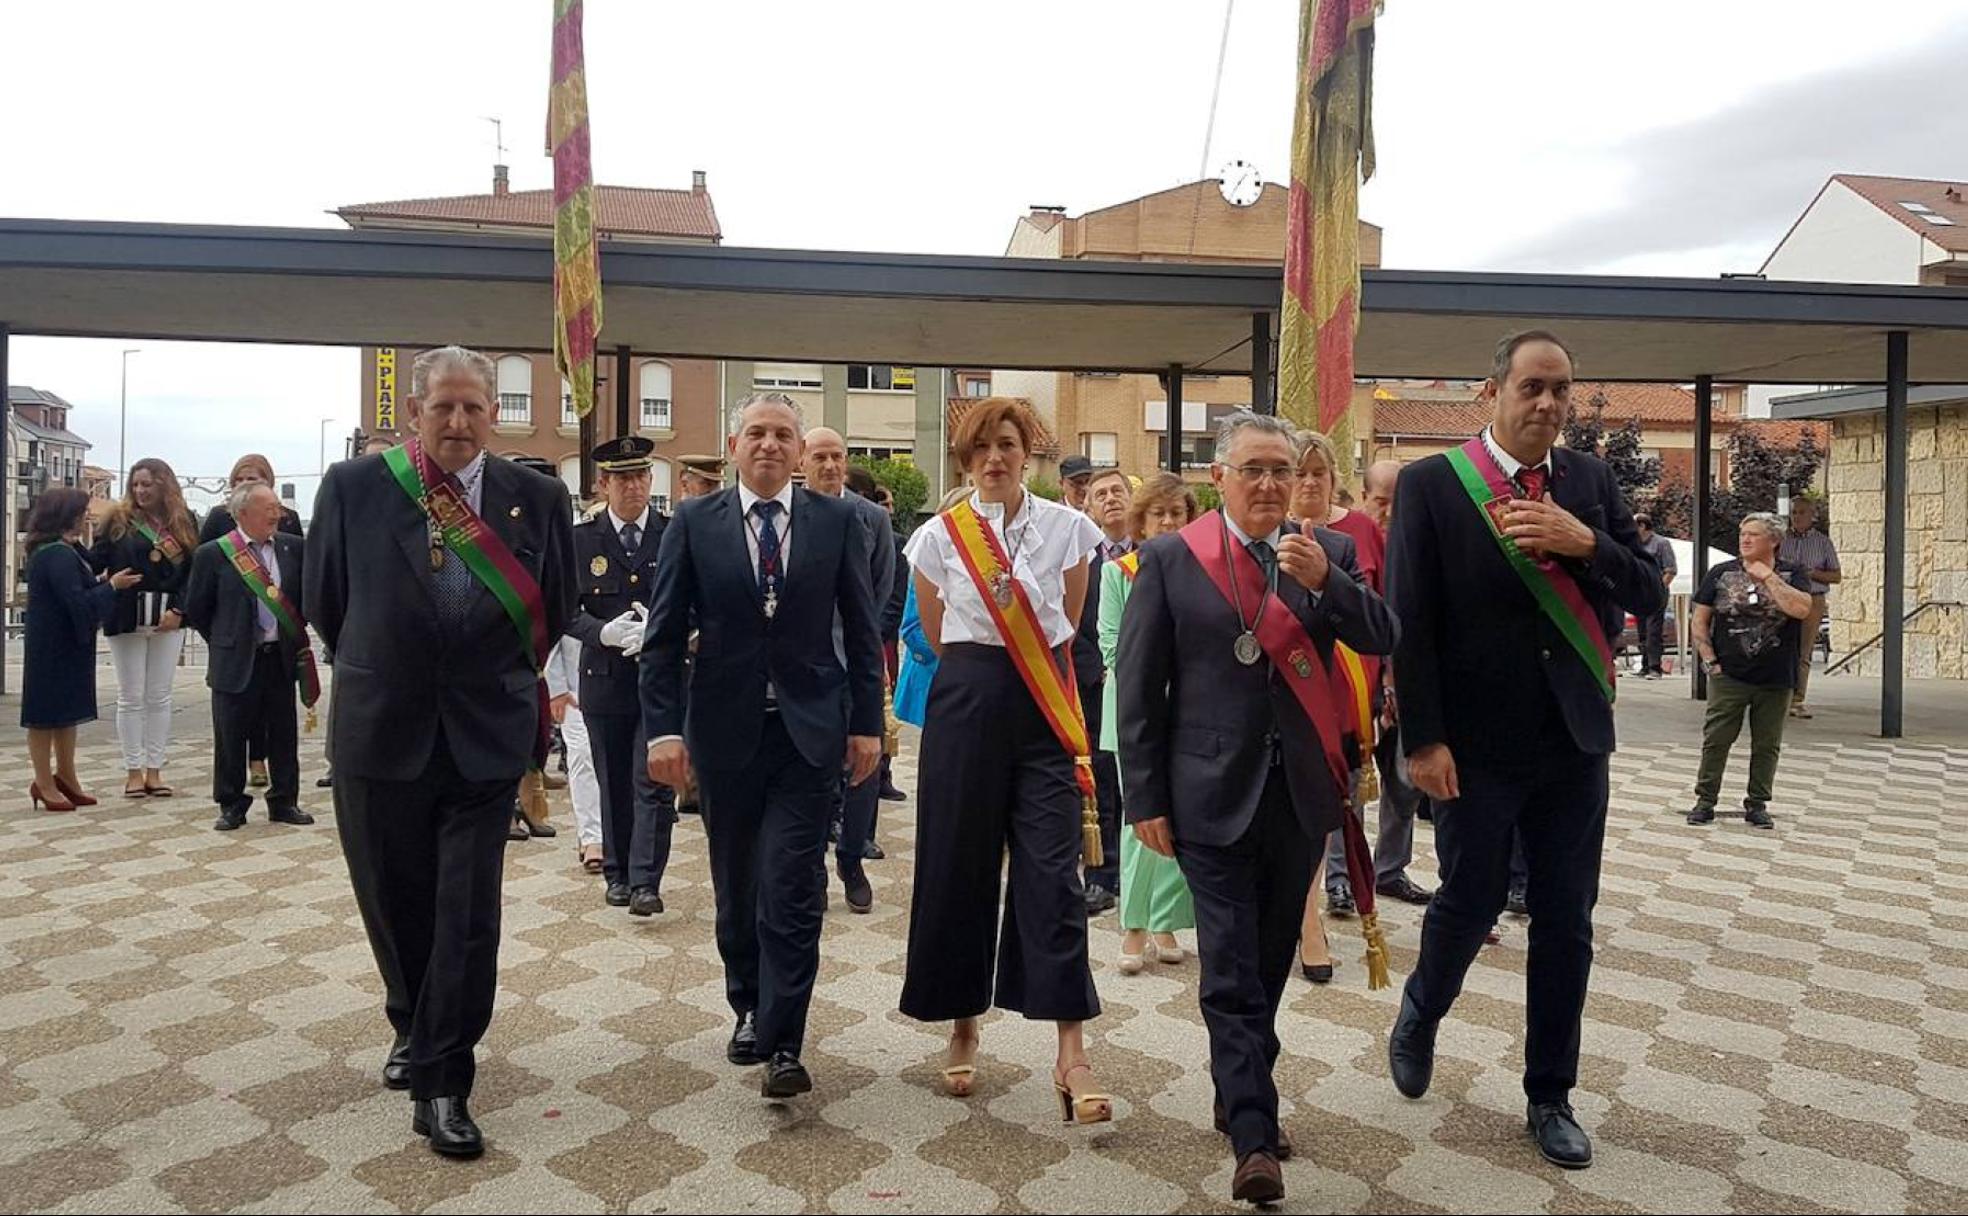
[1384,331,1664,1170]
[306,345,576,1159]
[1118,411,1398,1203]
[182,482,315,833]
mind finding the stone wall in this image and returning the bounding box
[1827,407,1968,678]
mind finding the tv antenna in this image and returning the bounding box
[483,116,507,162]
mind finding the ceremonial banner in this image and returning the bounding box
[549,0,602,420]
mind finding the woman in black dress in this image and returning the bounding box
[23,488,140,811]
[92,457,200,798]
[198,453,302,790]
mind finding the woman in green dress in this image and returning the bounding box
[1101,473,1199,973]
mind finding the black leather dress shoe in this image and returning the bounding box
[315,773,334,788]
[1388,992,1438,1099]
[507,814,529,842]
[214,809,247,832]
[761,1051,813,1099]
[382,1035,411,1090]
[1084,884,1117,915]
[1687,803,1717,825]
[1505,885,1530,917]
[863,840,886,860]
[629,887,664,917]
[839,861,873,914]
[1377,875,1435,905]
[1326,888,1356,917]
[1527,1100,1593,1168]
[727,1012,762,1065]
[1744,801,1776,829]
[878,782,907,803]
[269,806,315,826]
[413,1095,484,1158]
[604,883,631,908]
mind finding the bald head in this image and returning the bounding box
[802,426,849,496]
[1363,459,1402,527]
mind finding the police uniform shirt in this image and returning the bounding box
[905,490,1100,648]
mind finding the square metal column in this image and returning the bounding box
[1883,330,1908,738]
[1166,365,1184,474]
[1690,374,1712,700]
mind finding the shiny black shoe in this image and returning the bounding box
[1084,884,1117,915]
[628,886,664,917]
[315,773,335,789]
[878,782,907,803]
[1376,875,1435,905]
[1388,992,1438,1099]
[604,883,631,908]
[412,1095,484,1159]
[761,1051,813,1099]
[839,860,873,914]
[1687,803,1717,825]
[1744,801,1776,829]
[1326,888,1356,917]
[1505,886,1530,917]
[382,1035,411,1090]
[727,1012,762,1065]
[214,809,247,832]
[269,806,315,826]
[1527,1100,1593,1169]
[863,840,886,861]
[507,814,529,842]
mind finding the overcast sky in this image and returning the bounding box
[5,0,1966,514]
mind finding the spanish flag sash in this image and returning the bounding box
[941,497,1103,867]
[1177,511,1390,988]
[215,530,322,729]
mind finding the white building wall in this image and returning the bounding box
[1760,181,1926,285]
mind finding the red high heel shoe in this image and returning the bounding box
[29,782,77,813]
[52,776,97,807]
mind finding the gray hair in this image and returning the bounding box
[227,481,275,519]
[1742,511,1786,543]
[1492,329,1577,383]
[728,390,807,432]
[1213,410,1299,464]
[411,345,497,399]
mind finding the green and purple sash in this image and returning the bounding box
[384,440,550,673]
[133,518,187,565]
[1445,436,1616,703]
[216,530,321,709]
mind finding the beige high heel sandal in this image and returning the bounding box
[1053,1064,1112,1125]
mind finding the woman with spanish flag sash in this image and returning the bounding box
[899,397,1112,1125]
[1098,473,1198,974]
[91,457,199,799]
[1115,412,1399,1202]
[1383,331,1665,1171]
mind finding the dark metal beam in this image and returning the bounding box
[0,320,9,696]
[1691,374,1713,701]
[1251,313,1272,415]
[1883,330,1909,738]
[1166,365,1184,475]
[614,345,632,439]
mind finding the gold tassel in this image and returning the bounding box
[520,768,551,828]
[1359,759,1380,804]
[1082,792,1104,868]
[1360,911,1392,991]
[304,706,318,734]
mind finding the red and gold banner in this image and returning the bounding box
[549,0,602,420]
[1279,0,1378,470]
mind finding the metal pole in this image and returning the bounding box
[118,349,134,494]
[318,418,334,476]
[1251,312,1272,415]
[1883,330,1909,738]
[1691,374,1713,701]
[614,345,632,439]
[1,321,9,697]
[1166,365,1184,474]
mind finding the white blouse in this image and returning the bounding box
[906,490,1103,648]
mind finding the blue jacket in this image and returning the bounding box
[894,579,936,728]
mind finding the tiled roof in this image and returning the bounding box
[1736,418,1830,449]
[1831,174,1968,254]
[337,184,721,242]
[946,397,1062,458]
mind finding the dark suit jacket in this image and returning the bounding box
[304,451,577,783]
[1385,444,1665,762]
[183,531,305,696]
[881,527,910,642]
[90,521,196,636]
[1073,550,1108,691]
[564,508,668,716]
[838,492,897,661]
[1117,517,1399,849]
[641,484,883,771]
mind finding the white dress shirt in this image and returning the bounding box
[249,535,282,642]
[906,489,1101,648]
[1480,427,1553,482]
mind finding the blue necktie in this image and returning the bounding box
[1247,539,1277,583]
[621,522,641,555]
[752,500,783,599]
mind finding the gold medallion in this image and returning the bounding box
[430,547,445,571]
[590,555,609,577]
[150,548,164,564]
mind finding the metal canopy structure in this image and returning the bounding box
[6,216,1968,733]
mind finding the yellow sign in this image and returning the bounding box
[892,366,916,390]
[375,348,397,430]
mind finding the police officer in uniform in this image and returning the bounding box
[565,437,676,915]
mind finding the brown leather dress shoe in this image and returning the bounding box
[1232,1150,1284,1204]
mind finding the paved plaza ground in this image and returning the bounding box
[0,661,1964,1213]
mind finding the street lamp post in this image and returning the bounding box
[118,348,140,493]
[319,417,337,475]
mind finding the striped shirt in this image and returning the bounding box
[1779,527,1839,595]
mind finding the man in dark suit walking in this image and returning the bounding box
[565,436,674,916]
[1075,465,1133,913]
[1118,412,1398,1204]
[643,392,884,1100]
[182,481,315,833]
[306,345,576,1159]
[1384,330,1664,1170]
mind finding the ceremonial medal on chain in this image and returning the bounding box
[763,587,779,619]
[989,570,1015,609]
[150,548,164,564]
[1220,511,1278,668]
[1233,632,1262,666]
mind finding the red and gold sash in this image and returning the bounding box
[1177,511,1390,988]
[941,497,1102,866]
[133,518,187,566]
[216,530,322,727]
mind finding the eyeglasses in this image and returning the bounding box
[1218,463,1301,485]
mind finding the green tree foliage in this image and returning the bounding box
[849,455,928,520]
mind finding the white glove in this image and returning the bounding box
[600,608,644,655]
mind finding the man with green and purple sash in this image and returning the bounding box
[1383,330,1664,1170]
[183,481,317,833]
[306,345,576,1160]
